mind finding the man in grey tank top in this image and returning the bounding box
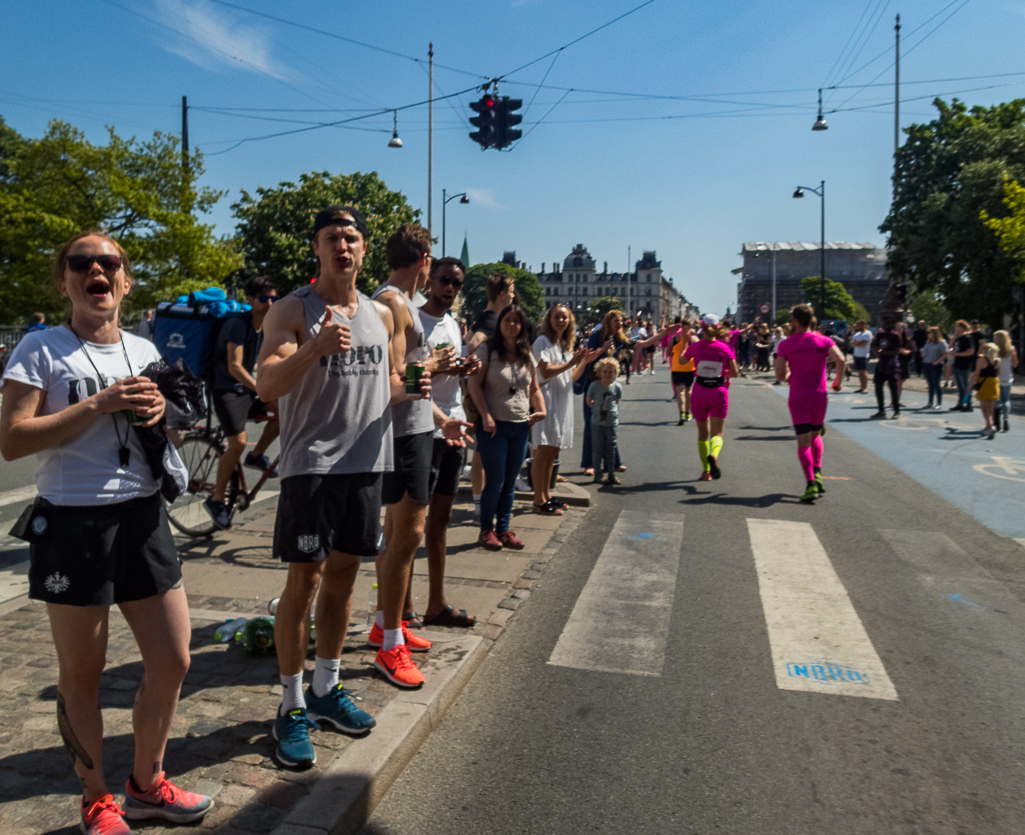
[369,224,471,690]
[256,206,433,769]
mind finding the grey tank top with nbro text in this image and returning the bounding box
[276,285,393,478]
[371,283,433,438]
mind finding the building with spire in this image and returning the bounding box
[459,235,470,268]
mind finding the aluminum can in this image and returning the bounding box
[405,361,425,395]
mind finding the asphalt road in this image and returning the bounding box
[362,371,1025,835]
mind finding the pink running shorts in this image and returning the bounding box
[788,391,828,427]
[691,385,729,421]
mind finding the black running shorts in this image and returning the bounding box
[429,439,463,498]
[27,493,181,606]
[382,431,433,506]
[273,472,383,561]
[671,371,695,387]
[212,389,267,437]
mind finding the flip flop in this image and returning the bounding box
[402,611,424,629]
[423,605,476,628]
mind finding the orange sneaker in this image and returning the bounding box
[374,644,425,688]
[367,622,431,652]
[81,793,129,835]
[124,771,212,823]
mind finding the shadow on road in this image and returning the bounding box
[681,492,796,508]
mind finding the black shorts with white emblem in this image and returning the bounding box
[273,472,383,562]
[26,493,181,606]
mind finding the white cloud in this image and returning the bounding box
[151,0,294,81]
[463,188,510,211]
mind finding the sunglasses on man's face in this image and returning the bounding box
[434,275,463,290]
[257,295,278,303]
[67,254,122,273]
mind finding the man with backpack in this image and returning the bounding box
[203,276,280,530]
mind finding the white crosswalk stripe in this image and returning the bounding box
[748,518,899,701]
[548,511,685,677]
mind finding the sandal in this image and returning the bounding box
[423,605,476,628]
[402,611,423,629]
[533,501,563,516]
[556,475,568,483]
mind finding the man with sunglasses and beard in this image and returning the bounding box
[204,276,280,530]
[413,257,481,628]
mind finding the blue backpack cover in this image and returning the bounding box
[153,296,250,379]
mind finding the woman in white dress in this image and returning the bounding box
[531,305,602,514]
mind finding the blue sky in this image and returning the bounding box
[4,0,1023,315]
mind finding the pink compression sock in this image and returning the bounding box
[797,445,815,482]
[811,435,824,469]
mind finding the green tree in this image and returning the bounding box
[908,289,953,330]
[587,296,624,324]
[462,262,544,325]
[0,119,239,323]
[881,98,1025,327]
[981,177,1025,307]
[231,170,419,296]
[799,276,869,323]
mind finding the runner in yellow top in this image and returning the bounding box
[670,319,698,425]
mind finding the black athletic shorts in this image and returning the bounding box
[671,371,695,387]
[26,493,181,606]
[212,389,268,437]
[853,356,868,371]
[382,431,433,506]
[429,439,463,498]
[273,472,383,561]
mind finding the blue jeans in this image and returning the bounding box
[998,382,1011,423]
[923,363,943,405]
[591,424,618,475]
[476,419,530,533]
[953,367,971,408]
[581,397,623,470]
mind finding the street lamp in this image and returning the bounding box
[388,111,403,148]
[441,189,469,257]
[812,88,828,131]
[793,180,826,320]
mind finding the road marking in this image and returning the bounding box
[0,486,37,509]
[548,510,684,677]
[973,456,1025,483]
[747,518,898,701]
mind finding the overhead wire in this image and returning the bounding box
[821,0,877,90]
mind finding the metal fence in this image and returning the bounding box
[0,327,24,353]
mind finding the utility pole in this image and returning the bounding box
[895,15,901,155]
[181,95,189,171]
[428,43,433,238]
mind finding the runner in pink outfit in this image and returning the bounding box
[774,304,846,503]
[683,314,739,481]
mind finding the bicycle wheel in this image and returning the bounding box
[164,432,237,537]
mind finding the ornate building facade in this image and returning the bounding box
[531,244,694,322]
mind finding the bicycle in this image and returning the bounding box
[164,417,280,537]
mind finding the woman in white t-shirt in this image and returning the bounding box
[530,305,602,514]
[0,232,211,833]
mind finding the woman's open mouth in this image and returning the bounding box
[86,278,111,297]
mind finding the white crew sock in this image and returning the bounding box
[382,627,405,652]
[311,656,340,698]
[279,673,305,715]
[472,492,482,510]
[375,609,385,629]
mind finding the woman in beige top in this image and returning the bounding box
[468,305,545,551]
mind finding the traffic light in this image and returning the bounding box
[469,95,498,149]
[495,96,523,149]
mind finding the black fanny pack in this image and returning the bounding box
[696,376,725,388]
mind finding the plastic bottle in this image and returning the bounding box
[239,617,275,654]
[214,617,248,643]
[366,583,378,632]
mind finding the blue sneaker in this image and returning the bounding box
[273,707,319,768]
[305,684,376,735]
[203,497,231,530]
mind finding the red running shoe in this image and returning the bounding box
[367,622,431,652]
[498,531,525,550]
[81,794,129,835]
[699,471,713,481]
[374,644,425,688]
[478,530,503,551]
[123,772,212,823]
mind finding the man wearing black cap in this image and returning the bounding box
[256,205,431,769]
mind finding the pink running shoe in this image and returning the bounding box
[81,794,129,835]
[478,530,503,551]
[124,772,212,823]
[699,471,713,481]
